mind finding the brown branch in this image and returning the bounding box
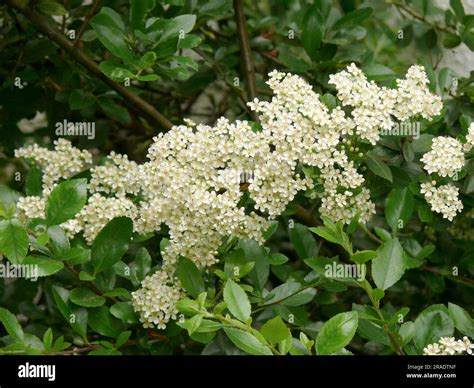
[73,0,101,47]
[7,0,173,131]
[233,0,258,121]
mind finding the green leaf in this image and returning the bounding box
[333,7,373,30]
[45,179,87,225]
[448,303,474,338]
[366,154,392,182]
[47,225,70,258]
[70,288,106,308]
[110,302,138,324]
[43,328,53,350]
[223,327,272,355]
[260,316,290,345]
[91,8,135,62]
[372,238,405,290]
[364,63,395,81]
[25,167,42,196]
[97,97,131,125]
[385,188,414,232]
[223,279,251,322]
[69,90,95,110]
[351,250,377,264]
[301,4,325,60]
[88,306,123,338]
[289,223,319,260]
[129,248,152,286]
[91,217,133,274]
[265,281,316,307]
[238,239,269,291]
[23,256,64,277]
[268,253,289,266]
[51,286,88,339]
[0,307,24,343]
[0,218,29,264]
[138,51,157,69]
[414,305,454,352]
[37,1,67,16]
[176,257,205,298]
[130,0,156,31]
[115,330,131,348]
[450,0,465,19]
[315,312,359,355]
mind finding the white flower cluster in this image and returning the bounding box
[15,65,450,329]
[421,137,465,178]
[423,336,474,355]
[465,122,474,152]
[328,64,442,145]
[420,181,463,221]
[14,139,92,196]
[131,270,183,329]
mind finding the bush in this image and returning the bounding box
[0,0,473,356]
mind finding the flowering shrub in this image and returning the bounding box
[0,0,473,356]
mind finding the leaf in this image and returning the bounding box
[364,63,395,81]
[97,97,131,125]
[47,225,70,258]
[414,305,454,352]
[70,288,106,308]
[289,223,319,260]
[450,0,465,19]
[23,256,64,277]
[448,303,474,338]
[51,286,88,338]
[238,239,269,291]
[265,281,316,307]
[91,8,135,62]
[0,218,29,264]
[138,51,157,69]
[333,7,373,30]
[260,316,290,345]
[372,238,405,290]
[176,257,205,298]
[91,217,133,274]
[0,307,24,343]
[37,1,67,16]
[88,306,123,338]
[268,253,289,266]
[223,279,251,322]
[315,312,359,355]
[385,188,414,232]
[223,327,272,355]
[301,4,325,60]
[130,0,155,31]
[351,250,377,264]
[25,167,42,196]
[129,248,152,286]
[45,179,87,225]
[366,154,392,182]
[110,302,139,324]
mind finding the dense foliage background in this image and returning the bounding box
[0,0,473,355]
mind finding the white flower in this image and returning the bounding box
[421,136,465,178]
[131,270,183,329]
[420,181,463,221]
[424,336,474,356]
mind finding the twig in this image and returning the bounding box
[233,0,258,121]
[7,0,173,131]
[73,0,101,47]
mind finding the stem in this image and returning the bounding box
[64,262,118,303]
[73,0,101,47]
[233,0,258,121]
[392,1,455,34]
[7,0,173,131]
